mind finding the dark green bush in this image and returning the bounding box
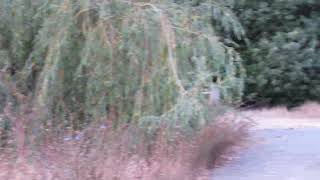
[232,0,320,107]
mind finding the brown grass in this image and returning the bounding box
[242,102,320,129]
[0,115,248,180]
[244,102,320,119]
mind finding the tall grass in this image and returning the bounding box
[0,77,249,179]
[0,110,248,180]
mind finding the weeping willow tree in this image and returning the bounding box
[0,0,245,133]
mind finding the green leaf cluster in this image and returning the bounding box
[233,0,320,107]
[0,0,245,131]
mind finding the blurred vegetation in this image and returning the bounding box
[2,1,320,178]
[0,0,245,137]
[230,0,320,107]
[0,0,319,140]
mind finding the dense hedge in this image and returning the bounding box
[231,0,320,107]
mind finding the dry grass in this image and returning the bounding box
[242,102,320,129]
[244,102,320,119]
[0,114,248,180]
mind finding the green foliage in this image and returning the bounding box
[0,0,245,132]
[232,0,320,107]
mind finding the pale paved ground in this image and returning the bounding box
[212,103,320,180]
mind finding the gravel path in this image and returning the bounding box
[212,109,320,180]
[212,128,320,180]
[212,103,320,180]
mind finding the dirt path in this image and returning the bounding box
[212,103,320,180]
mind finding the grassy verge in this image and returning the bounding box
[0,110,248,180]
